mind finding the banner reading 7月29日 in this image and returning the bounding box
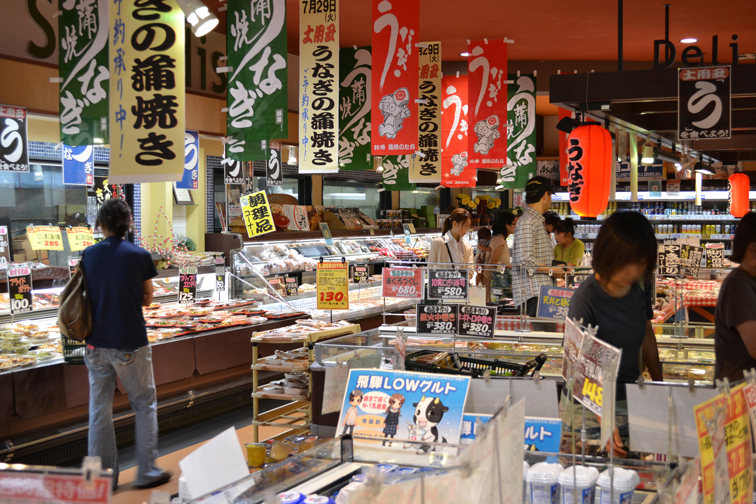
[467,40,508,171]
[299,0,340,174]
[409,41,441,184]
[371,0,419,157]
[441,74,474,187]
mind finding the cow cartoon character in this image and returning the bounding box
[450,152,469,176]
[403,396,449,454]
[473,115,501,155]
[378,88,411,139]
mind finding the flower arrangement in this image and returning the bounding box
[455,193,477,210]
[455,193,502,225]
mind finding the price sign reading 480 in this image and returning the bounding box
[178,266,198,304]
[416,304,459,335]
[8,265,33,314]
[458,305,496,338]
[428,269,468,300]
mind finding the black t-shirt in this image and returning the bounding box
[715,268,756,382]
[568,275,653,401]
[82,236,158,349]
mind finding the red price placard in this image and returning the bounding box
[382,267,422,299]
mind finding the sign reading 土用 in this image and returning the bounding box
[410,41,442,184]
[678,66,731,141]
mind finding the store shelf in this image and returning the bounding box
[251,362,310,372]
[251,392,310,401]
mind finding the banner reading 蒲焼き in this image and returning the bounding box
[109,0,185,183]
[226,0,288,162]
[299,0,339,173]
[371,0,419,157]
[339,46,372,170]
[441,74,474,187]
[59,0,109,147]
[501,74,537,188]
[382,155,416,192]
[467,40,508,171]
[410,41,441,184]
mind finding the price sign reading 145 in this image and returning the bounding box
[8,265,33,314]
[179,266,198,304]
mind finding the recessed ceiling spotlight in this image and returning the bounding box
[680,38,698,44]
[460,52,470,57]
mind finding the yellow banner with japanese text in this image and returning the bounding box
[27,226,64,251]
[316,261,349,310]
[109,0,185,183]
[410,41,442,183]
[240,190,276,238]
[68,227,95,251]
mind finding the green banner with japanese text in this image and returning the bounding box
[58,0,109,147]
[501,74,537,189]
[381,154,416,191]
[339,46,372,170]
[226,0,288,161]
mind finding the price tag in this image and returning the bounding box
[260,267,270,276]
[427,268,468,300]
[27,225,64,251]
[240,190,275,238]
[285,277,298,297]
[353,264,369,284]
[535,285,574,320]
[565,273,589,290]
[561,317,585,381]
[572,331,621,416]
[706,243,726,269]
[8,265,33,314]
[214,256,225,291]
[416,303,459,335]
[178,266,198,304]
[0,226,10,267]
[408,223,417,234]
[67,226,94,251]
[382,267,423,299]
[458,305,496,338]
[316,261,349,310]
[269,276,287,298]
[68,256,80,278]
[320,222,334,246]
[402,223,412,245]
[667,180,681,195]
[369,228,375,236]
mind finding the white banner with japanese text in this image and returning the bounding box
[410,41,441,183]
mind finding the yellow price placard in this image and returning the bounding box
[27,226,64,251]
[240,191,276,238]
[316,261,349,310]
[68,227,95,251]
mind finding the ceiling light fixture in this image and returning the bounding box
[460,52,470,57]
[641,143,656,165]
[680,38,698,44]
[177,0,219,37]
[694,162,714,175]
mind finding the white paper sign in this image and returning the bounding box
[178,427,250,500]
[284,204,312,231]
[321,363,350,415]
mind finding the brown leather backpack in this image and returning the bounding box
[57,257,92,341]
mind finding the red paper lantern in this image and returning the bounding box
[729,173,750,218]
[566,124,612,218]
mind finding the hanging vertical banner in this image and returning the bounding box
[501,74,536,188]
[299,0,340,174]
[0,105,29,172]
[410,41,441,184]
[338,46,372,170]
[678,66,731,141]
[177,130,199,190]
[267,141,283,186]
[371,0,419,157]
[226,0,288,162]
[109,0,185,184]
[558,107,572,186]
[223,145,244,185]
[467,40,508,170]
[381,154,416,191]
[58,0,110,147]
[62,145,95,186]
[441,75,474,187]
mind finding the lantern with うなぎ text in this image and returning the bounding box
[728,172,750,218]
[566,124,612,218]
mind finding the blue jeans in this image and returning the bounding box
[85,345,162,486]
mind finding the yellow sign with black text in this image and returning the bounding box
[240,191,276,238]
[68,227,95,251]
[27,226,64,251]
[316,261,349,310]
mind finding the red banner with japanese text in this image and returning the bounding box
[467,40,508,170]
[559,107,572,186]
[371,0,419,156]
[441,74,474,187]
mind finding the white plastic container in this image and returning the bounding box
[597,468,640,504]
[558,466,599,504]
[523,461,530,504]
[526,462,563,504]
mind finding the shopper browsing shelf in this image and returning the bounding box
[544,211,561,248]
[553,218,585,267]
[429,208,474,268]
[82,199,171,490]
[480,212,517,301]
[561,211,663,457]
[715,212,756,382]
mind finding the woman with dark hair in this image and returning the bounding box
[429,208,474,267]
[715,212,756,382]
[560,211,663,457]
[544,211,561,247]
[479,212,517,301]
[82,199,171,489]
[553,218,585,267]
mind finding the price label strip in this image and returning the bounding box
[316,261,349,310]
[68,226,95,251]
[416,303,459,335]
[68,256,80,278]
[353,264,369,284]
[427,268,468,301]
[27,225,64,251]
[214,256,225,292]
[8,265,33,315]
[458,305,496,338]
[178,266,198,304]
[285,277,298,297]
[382,267,423,299]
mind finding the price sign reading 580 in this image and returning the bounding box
[428,269,468,301]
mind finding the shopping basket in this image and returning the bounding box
[405,350,547,378]
[61,334,86,364]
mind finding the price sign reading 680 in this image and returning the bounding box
[428,269,468,301]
